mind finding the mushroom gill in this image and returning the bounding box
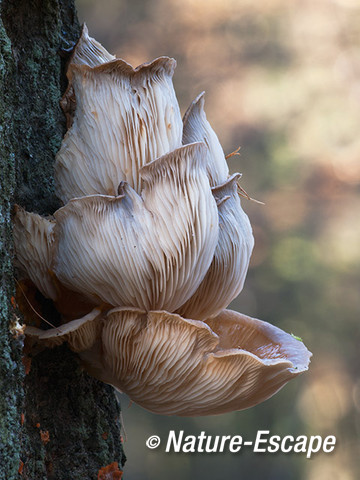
[12,206,57,301]
[183,91,229,186]
[53,143,219,311]
[60,24,116,129]
[26,308,311,416]
[26,307,102,351]
[56,54,183,203]
[176,173,254,320]
[101,309,311,416]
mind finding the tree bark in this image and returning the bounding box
[0,1,126,478]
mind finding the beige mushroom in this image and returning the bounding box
[177,173,254,320]
[55,55,183,203]
[60,24,116,129]
[26,307,311,416]
[183,91,229,186]
[26,307,102,351]
[70,23,116,67]
[14,27,312,417]
[13,206,97,321]
[53,143,219,312]
[100,308,311,416]
[12,206,57,301]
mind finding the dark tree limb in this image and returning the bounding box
[0,1,126,478]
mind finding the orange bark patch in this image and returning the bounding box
[97,462,123,480]
[40,430,50,444]
[11,296,17,309]
[22,355,32,375]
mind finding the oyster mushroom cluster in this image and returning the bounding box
[13,26,311,416]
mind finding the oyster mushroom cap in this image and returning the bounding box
[55,55,183,203]
[25,307,102,351]
[183,91,229,186]
[13,206,57,301]
[70,23,116,67]
[99,308,311,416]
[177,173,254,320]
[53,143,219,312]
[61,23,116,129]
[24,307,311,416]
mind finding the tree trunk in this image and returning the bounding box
[0,1,126,478]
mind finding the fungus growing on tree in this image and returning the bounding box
[13,25,311,416]
[26,308,311,416]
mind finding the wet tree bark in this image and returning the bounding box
[0,1,126,478]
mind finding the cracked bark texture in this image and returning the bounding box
[0,1,126,478]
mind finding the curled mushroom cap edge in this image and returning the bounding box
[25,307,311,416]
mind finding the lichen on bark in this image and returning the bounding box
[0,1,126,478]
[0,9,22,480]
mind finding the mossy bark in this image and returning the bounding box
[0,1,126,479]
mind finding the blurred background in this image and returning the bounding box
[76,1,360,478]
